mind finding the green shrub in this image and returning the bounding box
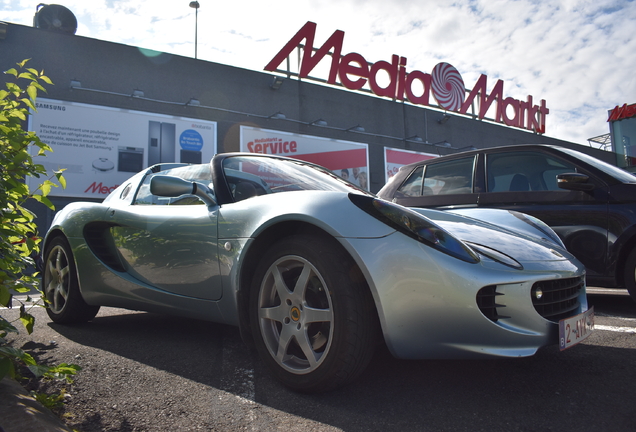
[0,59,74,383]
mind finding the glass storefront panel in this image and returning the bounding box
[612,116,636,170]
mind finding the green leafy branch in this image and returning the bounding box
[0,59,76,387]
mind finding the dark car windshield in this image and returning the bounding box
[222,155,370,199]
[558,147,636,184]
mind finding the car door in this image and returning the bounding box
[477,149,610,277]
[108,164,222,300]
[391,155,479,209]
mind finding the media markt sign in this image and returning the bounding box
[265,21,549,134]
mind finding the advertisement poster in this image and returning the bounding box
[384,147,437,183]
[28,98,217,199]
[240,126,370,189]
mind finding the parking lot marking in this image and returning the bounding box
[595,324,636,334]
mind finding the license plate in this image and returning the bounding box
[559,306,594,350]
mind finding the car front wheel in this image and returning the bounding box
[43,236,100,323]
[249,235,377,392]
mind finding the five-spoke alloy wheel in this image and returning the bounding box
[250,234,376,392]
[43,236,100,323]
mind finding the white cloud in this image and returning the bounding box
[6,0,636,145]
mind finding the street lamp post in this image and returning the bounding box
[189,1,200,59]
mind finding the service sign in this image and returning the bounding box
[240,126,369,189]
[384,147,437,183]
[28,99,217,198]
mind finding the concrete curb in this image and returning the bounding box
[0,377,72,432]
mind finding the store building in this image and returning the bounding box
[0,13,616,230]
[607,103,636,170]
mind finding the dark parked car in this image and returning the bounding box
[378,144,636,302]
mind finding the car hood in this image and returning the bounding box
[445,207,564,247]
[412,207,572,264]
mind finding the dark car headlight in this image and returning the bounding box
[349,194,479,263]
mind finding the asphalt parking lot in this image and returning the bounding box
[2,290,636,432]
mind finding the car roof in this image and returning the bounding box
[396,144,563,171]
[392,144,636,187]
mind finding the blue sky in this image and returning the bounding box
[4,0,635,145]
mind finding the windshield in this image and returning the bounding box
[558,147,636,183]
[222,155,369,200]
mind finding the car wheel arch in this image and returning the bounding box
[42,234,101,323]
[621,247,636,303]
[607,225,636,287]
[42,228,65,248]
[40,228,67,270]
[617,237,636,287]
[236,221,382,349]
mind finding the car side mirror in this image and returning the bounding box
[150,175,217,206]
[556,173,595,191]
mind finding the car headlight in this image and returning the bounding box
[349,194,479,263]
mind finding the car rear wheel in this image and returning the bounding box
[623,248,636,303]
[43,236,100,323]
[249,234,377,392]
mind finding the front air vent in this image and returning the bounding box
[83,223,126,272]
[477,285,509,322]
[531,277,583,322]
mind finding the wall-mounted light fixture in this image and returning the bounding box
[406,135,424,143]
[186,98,200,106]
[270,76,284,90]
[70,79,81,89]
[438,114,451,125]
[435,141,451,148]
[309,118,328,126]
[268,111,286,119]
[346,125,365,132]
[456,145,476,152]
[131,89,144,98]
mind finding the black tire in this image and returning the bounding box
[249,234,377,392]
[623,248,636,303]
[43,236,100,323]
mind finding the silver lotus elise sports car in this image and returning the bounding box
[42,153,593,392]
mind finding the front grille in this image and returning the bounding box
[531,277,583,322]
